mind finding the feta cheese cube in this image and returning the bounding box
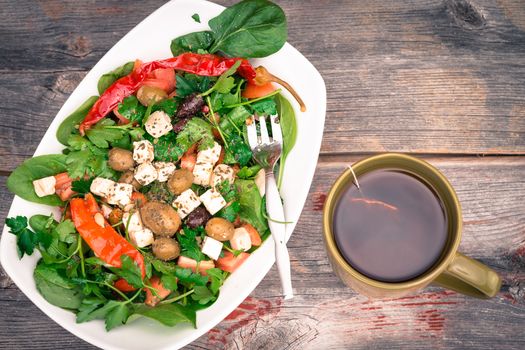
[134,162,158,186]
[122,211,144,233]
[106,183,133,207]
[90,177,116,198]
[154,161,176,182]
[199,189,226,215]
[210,164,235,189]
[172,189,202,219]
[192,161,213,186]
[230,227,252,251]
[144,110,173,138]
[32,176,56,197]
[201,236,223,260]
[196,141,222,165]
[129,228,154,248]
[254,169,266,197]
[133,140,154,164]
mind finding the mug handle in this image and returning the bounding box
[434,252,501,298]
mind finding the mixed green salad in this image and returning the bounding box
[4,0,302,331]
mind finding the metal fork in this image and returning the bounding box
[247,114,293,300]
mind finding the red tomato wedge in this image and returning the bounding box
[54,172,75,201]
[114,279,137,292]
[145,275,171,306]
[242,82,276,99]
[177,256,215,276]
[216,252,250,273]
[242,223,262,247]
[180,144,198,172]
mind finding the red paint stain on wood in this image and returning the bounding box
[311,192,327,211]
[416,309,445,333]
[207,296,282,346]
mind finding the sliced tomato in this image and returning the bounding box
[114,278,137,293]
[145,275,171,307]
[54,172,75,201]
[216,252,250,273]
[242,223,262,246]
[242,82,276,99]
[131,192,147,207]
[54,172,73,188]
[180,144,198,172]
[177,256,215,276]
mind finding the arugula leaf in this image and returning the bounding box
[134,303,196,328]
[207,268,227,295]
[34,262,83,309]
[176,118,214,152]
[191,285,216,305]
[86,119,126,148]
[250,97,277,116]
[275,94,297,188]
[97,61,134,95]
[176,226,206,262]
[109,255,144,289]
[7,154,67,206]
[208,0,287,58]
[56,96,99,145]
[118,96,146,123]
[237,165,262,179]
[192,13,201,23]
[71,178,93,194]
[170,31,214,56]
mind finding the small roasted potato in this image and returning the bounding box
[118,170,142,191]
[108,148,134,171]
[167,168,194,195]
[152,237,180,261]
[137,85,168,107]
[141,201,181,236]
[205,217,234,241]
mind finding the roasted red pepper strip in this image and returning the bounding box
[70,194,145,279]
[79,53,256,134]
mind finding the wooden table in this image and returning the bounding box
[1,0,524,348]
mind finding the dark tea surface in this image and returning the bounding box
[333,169,447,283]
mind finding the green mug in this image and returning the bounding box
[322,153,501,298]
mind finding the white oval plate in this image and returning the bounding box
[0,0,326,348]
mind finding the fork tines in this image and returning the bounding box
[247,114,282,150]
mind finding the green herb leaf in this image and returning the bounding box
[219,106,251,135]
[192,13,201,23]
[134,303,196,328]
[176,118,214,152]
[235,179,268,234]
[71,178,93,194]
[207,268,227,295]
[152,98,179,116]
[170,31,214,56]
[216,201,240,222]
[56,96,98,146]
[118,96,147,123]
[176,74,212,97]
[160,274,178,291]
[237,165,262,179]
[250,97,277,116]
[55,220,77,244]
[174,268,208,286]
[223,133,252,166]
[86,119,126,148]
[76,297,107,323]
[191,285,216,305]
[97,61,134,95]
[202,60,240,96]
[208,0,287,58]
[6,216,37,257]
[7,154,67,206]
[176,226,206,262]
[34,262,83,309]
[109,255,144,289]
[105,302,131,331]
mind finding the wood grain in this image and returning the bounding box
[1,0,525,170]
[1,157,524,349]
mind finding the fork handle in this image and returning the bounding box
[265,173,294,300]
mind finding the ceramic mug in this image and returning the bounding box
[322,153,501,298]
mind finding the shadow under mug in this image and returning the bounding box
[322,153,501,298]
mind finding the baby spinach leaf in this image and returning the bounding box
[97,61,134,95]
[56,96,98,146]
[7,154,67,206]
[134,303,196,328]
[170,31,214,56]
[208,0,287,58]
[275,94,297,188]
[34,262,83,309]
[191,13,201,23]
[235,179,268,234]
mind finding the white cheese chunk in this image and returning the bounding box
[144,110,173,139]
[90,177,116,198]
[196,141,222,165]
[122,211,143,233]
[172,189,202,219]
[106,183,133,207]
[154,161,176,182]
[210,164,235,189]
[134,162,158,186]
[133,140,154,164]
[199,189,227,215]
[230,227,252,251]
[201,236,223,260]
[32,176,56,197]
[129,228,154,248]
[254,168,266,197]
[192,162,213,186]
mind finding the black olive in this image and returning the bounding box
[172,118,190,133]
[176,93,205,119]
[185,207,212,228]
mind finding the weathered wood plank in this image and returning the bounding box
[1,0,524,169]
[1,157,524,349]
